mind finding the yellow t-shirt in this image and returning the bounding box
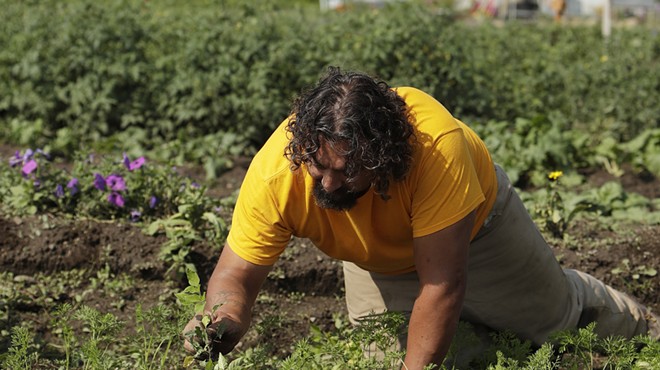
[227,87,497,274]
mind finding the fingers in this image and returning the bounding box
[181,314,206,353]
[207,320,235,355]
[181,314,239,359]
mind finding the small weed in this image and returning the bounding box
[535,171,590,239]
[132,304,182,370]
[75,305,123,370]
[2,325,39,370]
[50,303,76,370]
[611,258,657,297]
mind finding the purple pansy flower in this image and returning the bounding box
[105,174,126,191]
[149,196,158,209]
[9,151,22,167]
[22,149,34,162]
[67,178,79,195]
[130,157,145,170]
[54,184,65,198]
[130,210,141,222]
[108,192,125,207]
[123,153,145,172]
[93,173,107,191]
[21,160,38,177]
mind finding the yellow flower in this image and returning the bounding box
[548,171,563,181]
[600,55,609,63]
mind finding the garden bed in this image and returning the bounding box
[1,151,658,368]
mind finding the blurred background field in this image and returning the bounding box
[1,0,658,181]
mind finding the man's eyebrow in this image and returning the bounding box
[309,156,327,170]
[310,156,347,173]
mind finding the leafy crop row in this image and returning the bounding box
[1,0,658,160]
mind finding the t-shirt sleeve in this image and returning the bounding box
[226,166,292,266]
[411,128,485,238]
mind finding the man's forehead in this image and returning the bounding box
[316,139,347,169]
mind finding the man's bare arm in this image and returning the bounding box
[183,243,272,355]
[204,243,272,316]
[403,210,475,369]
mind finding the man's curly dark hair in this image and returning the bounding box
[285,67,416,199]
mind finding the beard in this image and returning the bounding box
[312,181,367,211]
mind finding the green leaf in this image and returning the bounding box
[146,220,162,235]
[175,292,202,306]
[183,355,196,368]
[215,354,229,370]
[186,265,200,287]
[639,267,657,277]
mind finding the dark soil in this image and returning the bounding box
[1,150,659,363]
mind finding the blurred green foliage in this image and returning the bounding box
[0,0,657,162]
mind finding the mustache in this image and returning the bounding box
[312,181,359,211]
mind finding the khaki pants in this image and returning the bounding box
[344,165,650,351]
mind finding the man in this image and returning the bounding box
[183,67,658,369]
[549,0,566,22]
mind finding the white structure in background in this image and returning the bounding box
[539,0,656,17]
[320,0,400,10]
[319,0,346,9]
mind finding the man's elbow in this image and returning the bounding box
[419,277,467,306]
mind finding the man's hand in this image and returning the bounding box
[181,244,272,359]
[182,312,246,359]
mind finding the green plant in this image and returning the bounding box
[532,171,594,238]
[180,308,235,369]
[538,171,569,238]
[485,330,534,368]
[583,182,660,224]
[485,344,559,370]
[11,283,188,370]
[1,1,658,157]
[599,336,637,369]
[175,265,207,317]
[50,303,76,370]
[132,304,181,370]
[552,322,599,370]
[277,311,406,369]
[74,305,123,370]
[2,325,39,370]
[611,258,657,297]
[442,321,483,369]
[474,115,584,187]
[176,265,237,369]
[1,148,231,275]
[635,336,660,369]
[523,343,559,370]
[619,128,660,177]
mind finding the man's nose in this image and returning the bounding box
[321,174,342,193]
